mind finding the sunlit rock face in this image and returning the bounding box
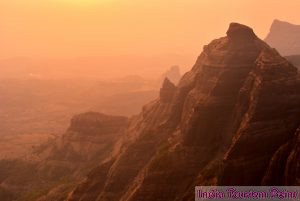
[265,19,300,56]
[66,23,300,201]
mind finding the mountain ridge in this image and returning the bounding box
[265,19,300,56]
[66,23,300,201]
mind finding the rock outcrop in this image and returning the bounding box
[66,23,300,201]
[0,112,128,201]
[265,19,300,56]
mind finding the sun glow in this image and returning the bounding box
[62,0,112,5]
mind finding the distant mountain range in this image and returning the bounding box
[265,19,300,56]
[285,55,300,69]
[0,55,188,80]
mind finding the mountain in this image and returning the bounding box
[286,55,300,69]
[265,19,300,56]
[161,65,181,84]
[35,112,128,165]
[66,23,300,201]
[0,112,128,201]
[262,126,300,185]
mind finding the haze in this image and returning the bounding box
[0,0,299,77]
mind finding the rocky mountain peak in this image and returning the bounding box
[226,23,257,41]
[161,65,181,84]
[270,19,300,31]
[64,23,300,201]
[162,77,175,89]
[160,78,176,102]
[265,19,300,56]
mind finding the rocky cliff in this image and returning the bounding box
[66,23,300,201]
[262,126,300,185]
[265,19,300,56]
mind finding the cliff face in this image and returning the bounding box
[66,23,300,201]
[262,126,300,185]
[284,126,300,185]
[265,19,300,56]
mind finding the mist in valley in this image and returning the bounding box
[0,1,300,201]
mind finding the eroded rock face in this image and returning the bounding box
[66,23,300,201]
[265,19,300,56]
[262,126,300,185]
[219,47,300,185]
[284,127,300,185]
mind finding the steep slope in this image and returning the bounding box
[265,19,300,56]
[262,126,300,185]
[66,23,300,201]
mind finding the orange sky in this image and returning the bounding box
[0,0,299,75]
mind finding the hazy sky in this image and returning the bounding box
[0,0,299,74]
